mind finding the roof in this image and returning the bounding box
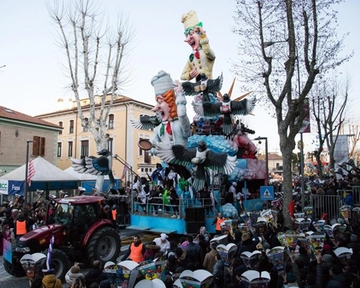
[0,105,61,129]
[268,153,283,161]
[0,156,79,181]
[35,95,154,118]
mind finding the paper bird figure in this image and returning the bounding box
[71,149,115,192]
[182,73,223,102]
[155,140,236,191]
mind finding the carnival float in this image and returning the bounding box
[126,10,266,234]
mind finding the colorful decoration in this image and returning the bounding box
[150,72,191,150]
[180,10,215,81]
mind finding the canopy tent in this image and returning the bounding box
[0,157,79,195]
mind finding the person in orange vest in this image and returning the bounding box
[212,212,225,235]
[121,235,146,263]
[14,213,28,239]
[111,205,117,226]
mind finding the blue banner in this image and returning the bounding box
[8,181,25,196]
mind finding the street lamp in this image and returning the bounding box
[24,140,34,204]
[255,137,269,186]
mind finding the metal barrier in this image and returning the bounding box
[310,194,341,221]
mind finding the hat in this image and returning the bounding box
[350,234,358,242]
[181,10,200,32]
[232,182,237,186]
[151,71,175,96]
[330,264,342,275]
[160,233,168,240]
[104,261,115,269]
[78,186,86,191]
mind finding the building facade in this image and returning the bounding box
[36,95,158,186]
[0,105,62,175]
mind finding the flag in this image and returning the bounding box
[121,164,129,180]
[27,159,35,186]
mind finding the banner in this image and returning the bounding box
[333,135,349,177]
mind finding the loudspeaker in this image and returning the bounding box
[185,208,196,221]
[196,207,205,222]
[186,221,205,234]
[185,207,206,222]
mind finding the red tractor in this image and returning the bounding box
[3,195,121,280]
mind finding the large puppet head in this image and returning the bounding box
[151,70,177,121]
[181,10,202,51]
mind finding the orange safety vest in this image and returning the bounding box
[130,243,144,263]
[16,220,27,236]
[215,217,225,231]
[112,209,117,221]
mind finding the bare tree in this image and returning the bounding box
[48,0,133,191]
[232,0,351,226]
[311,76,348,177]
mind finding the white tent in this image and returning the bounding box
[0,157,79,182]
[0,157,79,195]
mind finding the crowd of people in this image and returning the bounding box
[55,216,360,288]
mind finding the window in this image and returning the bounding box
[69,120,74,134]
[144,151,151,164]
[32,136,46,157]
[57,142,62,157]
[59,121,63,135]
[68,141,73,157]
[80,140,89,159]
[108,114,114,129]
[107,138,113,154]
[83,118,88,132]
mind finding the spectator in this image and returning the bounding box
[42,268,63,288]
[169,186,180,218]
[184,235,204,269]
[144,241,161,261]
[65,263,85,288]
[84,260,107,288]
[203,241,218,273]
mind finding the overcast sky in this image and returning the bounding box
[0,0,358,152]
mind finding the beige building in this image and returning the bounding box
[0,105,62,175]
[36,95,158,185]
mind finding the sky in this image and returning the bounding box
[0,0,359,153]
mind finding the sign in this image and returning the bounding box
[0,180,8,195]
[8,181,24,196]
[260,186,274,200]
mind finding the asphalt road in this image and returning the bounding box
[0,228,168,287]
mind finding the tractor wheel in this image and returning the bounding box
[87,227,120,264]
[45,248,70,281]
[3,258,26,277]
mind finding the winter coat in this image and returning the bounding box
[42,274,63,288]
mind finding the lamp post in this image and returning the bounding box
[255,137,269,186]
[25,140,34,204]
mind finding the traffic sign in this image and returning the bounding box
[260,186,274,200]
